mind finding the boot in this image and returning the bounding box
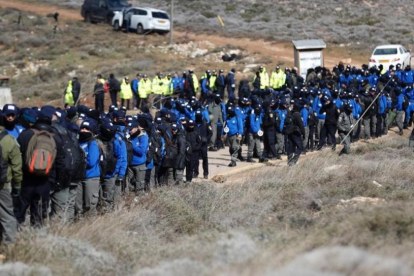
[331,144,336,151]
[259,157,268,163]
[228,161,237,167]
[237,154,245,162]
[246,157,256,163]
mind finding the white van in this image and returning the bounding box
[112,7,170,34]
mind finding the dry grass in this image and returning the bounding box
[2,138,414,275]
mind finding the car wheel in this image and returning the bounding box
[84,13,91,23]
[114,21,120,31]
[137,24,144,35]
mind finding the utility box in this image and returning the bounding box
[0,76,13,107]
[292,39,326,79]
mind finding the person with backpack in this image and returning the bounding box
[15,108,65,227]
[157,124,176,185]
[0,116,22,243]
[76,120,101,218]
[317,96,340,151]
[145,120,162,190]
[184,120,201,182]
[128,120,149,194]
[262,102,280,160]
[50,108,79,222]
[98,121,126,211]
[194,110,212,179]
[171,123,187,185]
[285,102,305,166]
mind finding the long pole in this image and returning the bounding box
[169,0,173,45]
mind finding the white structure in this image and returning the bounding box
[0,76,13,106]
[292,39,326,79]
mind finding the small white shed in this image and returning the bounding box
[0,76,13,106]
[292,39,326,79]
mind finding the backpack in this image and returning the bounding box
[274,111,281,131]
[52,124,80,180]
[146,132,162,166]
[162,144,178,168]
[119,131,133,166]
[67,131,86,182]
[96,138,117,178]
[25,130,57,176]
[283,114,295,135]
[349,77,359,89]
[308,111,317,126]
[0,132,9,185]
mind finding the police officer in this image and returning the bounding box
[224,106,243,167]
[247,104,264,163]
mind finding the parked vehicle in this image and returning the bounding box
[81,0,131,24]
[112,7,170,34]
[369,44,411,69]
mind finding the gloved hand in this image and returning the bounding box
[11,187,21,197]
[115,179,123,186]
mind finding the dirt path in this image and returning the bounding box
[0,0,366,68]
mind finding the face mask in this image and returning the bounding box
[100,127,115,141]
[3,119,15,130]
[255,109,261,115]
[79,132,92,142]
[215,99,221,104]
[195,115,202,123]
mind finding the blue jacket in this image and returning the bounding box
[313,96,325,120]
[80,139,101,179]
[249,112,262,133]
[106,134,127,179]
[402,70,414,84]
[368,75,378,87]
[379,95,387,114]
[131,78,140,94]
[395,94,404,111]
[349,99,361,119]
[201,78,209,94]
[6,124,25,139]
[276,109,287,132]
[226,72,235,96]
[225,116,243,137]
[171,77,183,91]
[300,107,309,128]
[130,132,149,166]
[339,74,352,87]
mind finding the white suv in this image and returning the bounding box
[112,7,170,34]
[369,45,411,69]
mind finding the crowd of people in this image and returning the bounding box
[0,62,413,245]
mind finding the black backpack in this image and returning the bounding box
[67,131,86,182]
[146,131,162,166]
[52,123,82,183]
[162,144,178,168]
[308,111,317,126]
[283,113,295,135]
[96,138,117,178]
[0,131,9,185]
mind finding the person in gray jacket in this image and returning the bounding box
[337,103,356,155]
[207,94,223,151]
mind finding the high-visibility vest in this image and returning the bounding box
[120,79,133,99]
[270,71,286,89]
[192,74,199,91]
[152,76,165,95]
[65,80,74,105]
[164,77,173,96]
[210,75,217,91]
[139,79,152,98]
[253,69,269,89]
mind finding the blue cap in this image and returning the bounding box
[22,109,38,124]
[172,123,179,130]
[101,121,117,131]
[3,104,18,115]
[155,117,162,124]
[80,120,94,131]
[157,124,167,132]
[127,121,139,129]
[113,110,126,119]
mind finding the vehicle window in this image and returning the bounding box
[108,0,129,7]
[373,48,398,55]
[138,9,148,16]
[99,0,107,8]
[152,12,169,19]
[399,48,404,54]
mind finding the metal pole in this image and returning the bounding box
[169,0,173,45]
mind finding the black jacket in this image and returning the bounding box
[319,102,340,125]
[108,78,120,93]
[197,120,212,145]
[172,129,187,170]
[17,123,66,187]
[72,80,81,99]
[262,109,277,132]
[292,111,305,136]
[185,127,202,152]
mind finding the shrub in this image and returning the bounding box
[19,36,47,48]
